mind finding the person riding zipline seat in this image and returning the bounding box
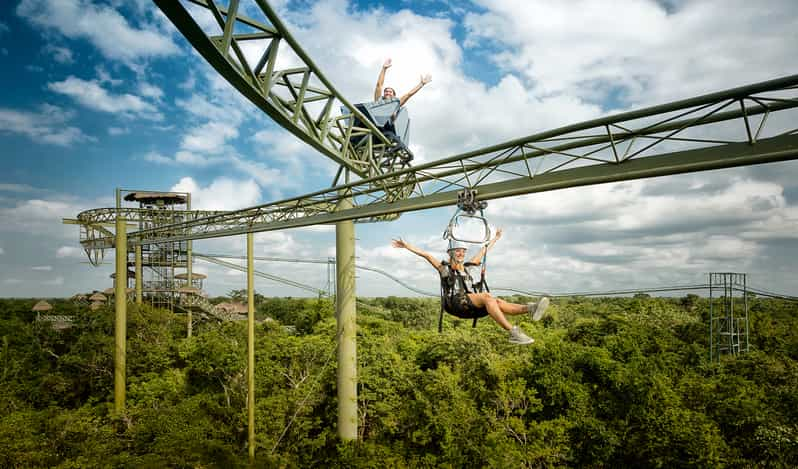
[391,231,550,345]
[343,58,431,167]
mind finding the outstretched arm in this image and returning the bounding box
[392,238,442,270]
[468,228,502,265]
[399,74,432,107]
[374,58,391,101]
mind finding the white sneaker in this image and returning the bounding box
[509,326,534,345]
[530,297,550,322]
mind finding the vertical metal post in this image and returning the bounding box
[743,274,750,353]
[247,232,256,461]
[335,185,357,441]
[187,193,193,338]
[114,215,127,414]
[135,245,143,304]
[709,273,714,361]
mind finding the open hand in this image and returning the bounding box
[383,58,392,69]
[391,238,407,249]
[420,74,432,85]
[493,228,503,241]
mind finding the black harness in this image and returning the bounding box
[438,260,490,332]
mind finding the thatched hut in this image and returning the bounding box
[32,300,52,320]
[89,292,107,302]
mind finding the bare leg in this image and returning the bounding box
[495,298,529,316]
[467,293,512,330]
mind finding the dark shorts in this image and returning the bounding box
[444,293,488,319]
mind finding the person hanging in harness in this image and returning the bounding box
[391,228,550,345]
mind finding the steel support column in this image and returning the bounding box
[187,193,193,338]
[135,245,142,304]
[247,232,256,461]
[114,215,127,414]
[335,190,357,441]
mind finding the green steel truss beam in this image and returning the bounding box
[154,0,402,179]
[63,207,228,266]
[74,74,798,253]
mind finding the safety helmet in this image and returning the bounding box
[447,239,469,253]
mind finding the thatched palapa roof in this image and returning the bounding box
[89,292,107,302]
[32,300,53,312]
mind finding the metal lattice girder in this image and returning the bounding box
[77,74,798,248]
[63,207,229,264]
[154,0,403,179]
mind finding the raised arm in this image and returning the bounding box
[468,228,502,265]
[399,74,432,107]
[392,238,442,270]
[374,58,392,101]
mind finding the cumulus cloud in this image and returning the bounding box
[17,0,179,63]
[180,122,238,154]
[43,276,64,286]
[0,183,40,193]
[0,104,93,146]
[464,0,798,106]
[43,44,74,64]
[170,177,262,211]
[0,197,89,238]
[48,76,163,121]
[56,246,83,259]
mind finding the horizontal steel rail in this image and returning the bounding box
[154,0,406,179]
[73,73,798,250]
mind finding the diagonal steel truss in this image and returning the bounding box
[154,0,404,180]
[74,73,798,253]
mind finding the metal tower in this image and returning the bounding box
[709,272,750,361]
[121,190,191,313]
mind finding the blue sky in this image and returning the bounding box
[1,0,797,298]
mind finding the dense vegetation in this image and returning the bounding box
[1,294,796,467]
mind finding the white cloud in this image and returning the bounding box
[48,76,163,121]
[0,183,40,193]
[180,122,238,154]
[0,22,9,35]
[170,177,262,211]
[3,278,22,285]
[32,265,53,271]
[56,246,84,259]
[229,157,286,189]
[464,0,798,106]
[43,276,65,286]
[108,127,130,136]
[0,197,89,238]
[43,44,74,64]
[143,151,175,165]
[138,82,164,100]
[0,104,93,146]
[95,65,122,86]
[176,94,245,125]
[17,0,179,63]
[175,150,213,166]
